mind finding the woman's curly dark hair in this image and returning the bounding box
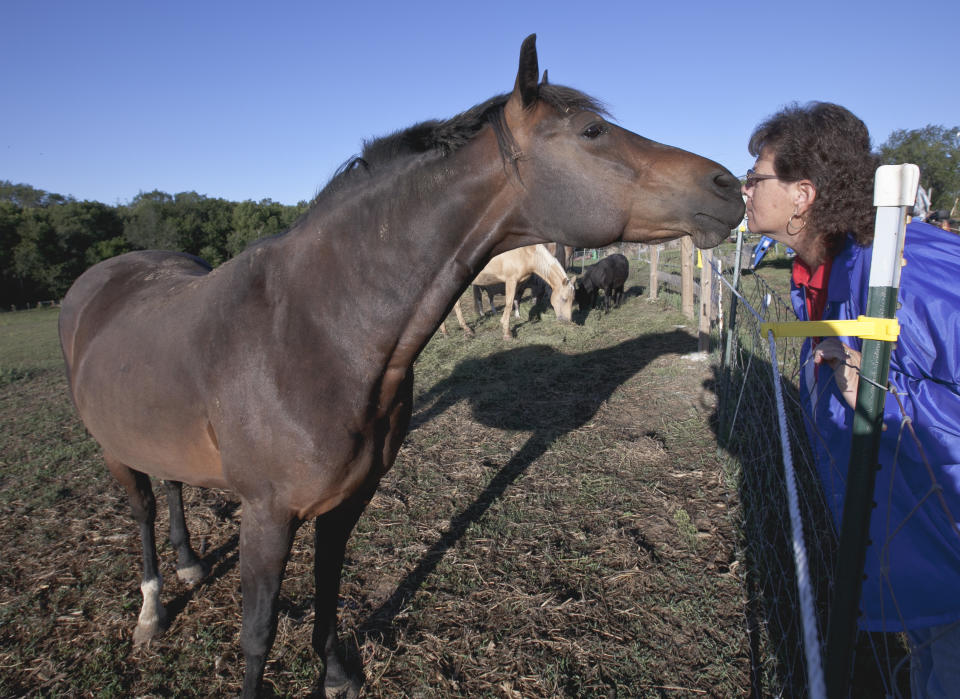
[749,102,879,254]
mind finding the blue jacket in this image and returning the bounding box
[792,221,960,631]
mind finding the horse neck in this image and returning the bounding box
[283,146,514,356]
[533,245,568,290]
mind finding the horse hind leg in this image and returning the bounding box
[104,454,166,645]
[452,299,473,337]
[162,480,207,585]
[472,285,484,317]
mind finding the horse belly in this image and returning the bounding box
[70,334,225,488]
[76,381,226,488]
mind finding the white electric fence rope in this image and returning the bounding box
[766,330,827,699]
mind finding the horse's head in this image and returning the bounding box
[502,35,744,251]
[549,275,575,323]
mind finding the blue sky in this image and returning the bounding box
[3,0,958,206]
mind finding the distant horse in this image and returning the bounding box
[442,243,573,339]
[472,241,566,315]
[58,35,744,698]
[575,253,630,313]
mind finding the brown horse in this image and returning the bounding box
[441,243,574,338]
[58,35,743,698]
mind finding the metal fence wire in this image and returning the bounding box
[712,254,960,698]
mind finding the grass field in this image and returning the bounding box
[0,268,753,697]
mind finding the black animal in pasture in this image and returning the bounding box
[575,253,629,313]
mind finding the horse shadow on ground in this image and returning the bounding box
[357,328,697,639]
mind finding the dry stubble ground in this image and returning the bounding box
[0,281,751,697]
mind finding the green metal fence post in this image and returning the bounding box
[824,164,919,699]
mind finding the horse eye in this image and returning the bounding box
[582,123,608,139]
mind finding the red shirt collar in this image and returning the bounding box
[792,256,833,321]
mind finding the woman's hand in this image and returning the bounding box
[812,338,861,409]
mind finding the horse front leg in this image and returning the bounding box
[162,480,207,585]
[104,454,166,646]
[313,499,367,699]
[238,500,299,698]
[312,371,411,697]
[500,279,518,339]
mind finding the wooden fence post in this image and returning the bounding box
[647,244,659,300]
[681,236,694,319]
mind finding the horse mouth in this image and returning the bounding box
[690,213,738,247]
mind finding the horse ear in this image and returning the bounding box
[541,69,549,85]
[513,34,539,108]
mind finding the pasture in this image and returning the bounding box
[0,268,752,697]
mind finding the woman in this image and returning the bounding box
[744,102,960,697]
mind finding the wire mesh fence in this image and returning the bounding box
[715,265,834,697]
[712,252,960,698]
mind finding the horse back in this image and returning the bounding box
[472,246,538,286]
[60,251,212,369]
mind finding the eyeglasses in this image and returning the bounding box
[742,168,796,189]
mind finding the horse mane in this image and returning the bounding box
[532,243,568,287]
[314,84,608,203]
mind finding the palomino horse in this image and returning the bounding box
[474,242,569,315]
[59,35,744,698]
[441,243,574,338]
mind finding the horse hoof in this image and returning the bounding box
[324,678,361,699]
[133,619,160,646]
[176,561,208,586]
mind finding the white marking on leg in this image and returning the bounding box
[176,562,206,586]
[133,575,165,645]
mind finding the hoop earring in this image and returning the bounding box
[786,210,806,235]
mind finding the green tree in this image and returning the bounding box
[878,125,960,213]
[0,180,69,208]
[50,200,124,278]
[8,201,124,302]
[228,199,283,255]
[11,207,58,300]
[0,201,26,306]
[123,190,179,250]
[122,190,235,264]
[0,182,308,307]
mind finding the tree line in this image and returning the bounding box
[878,124,960,218]
[0,182,308,309]
[2,123,956,310]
